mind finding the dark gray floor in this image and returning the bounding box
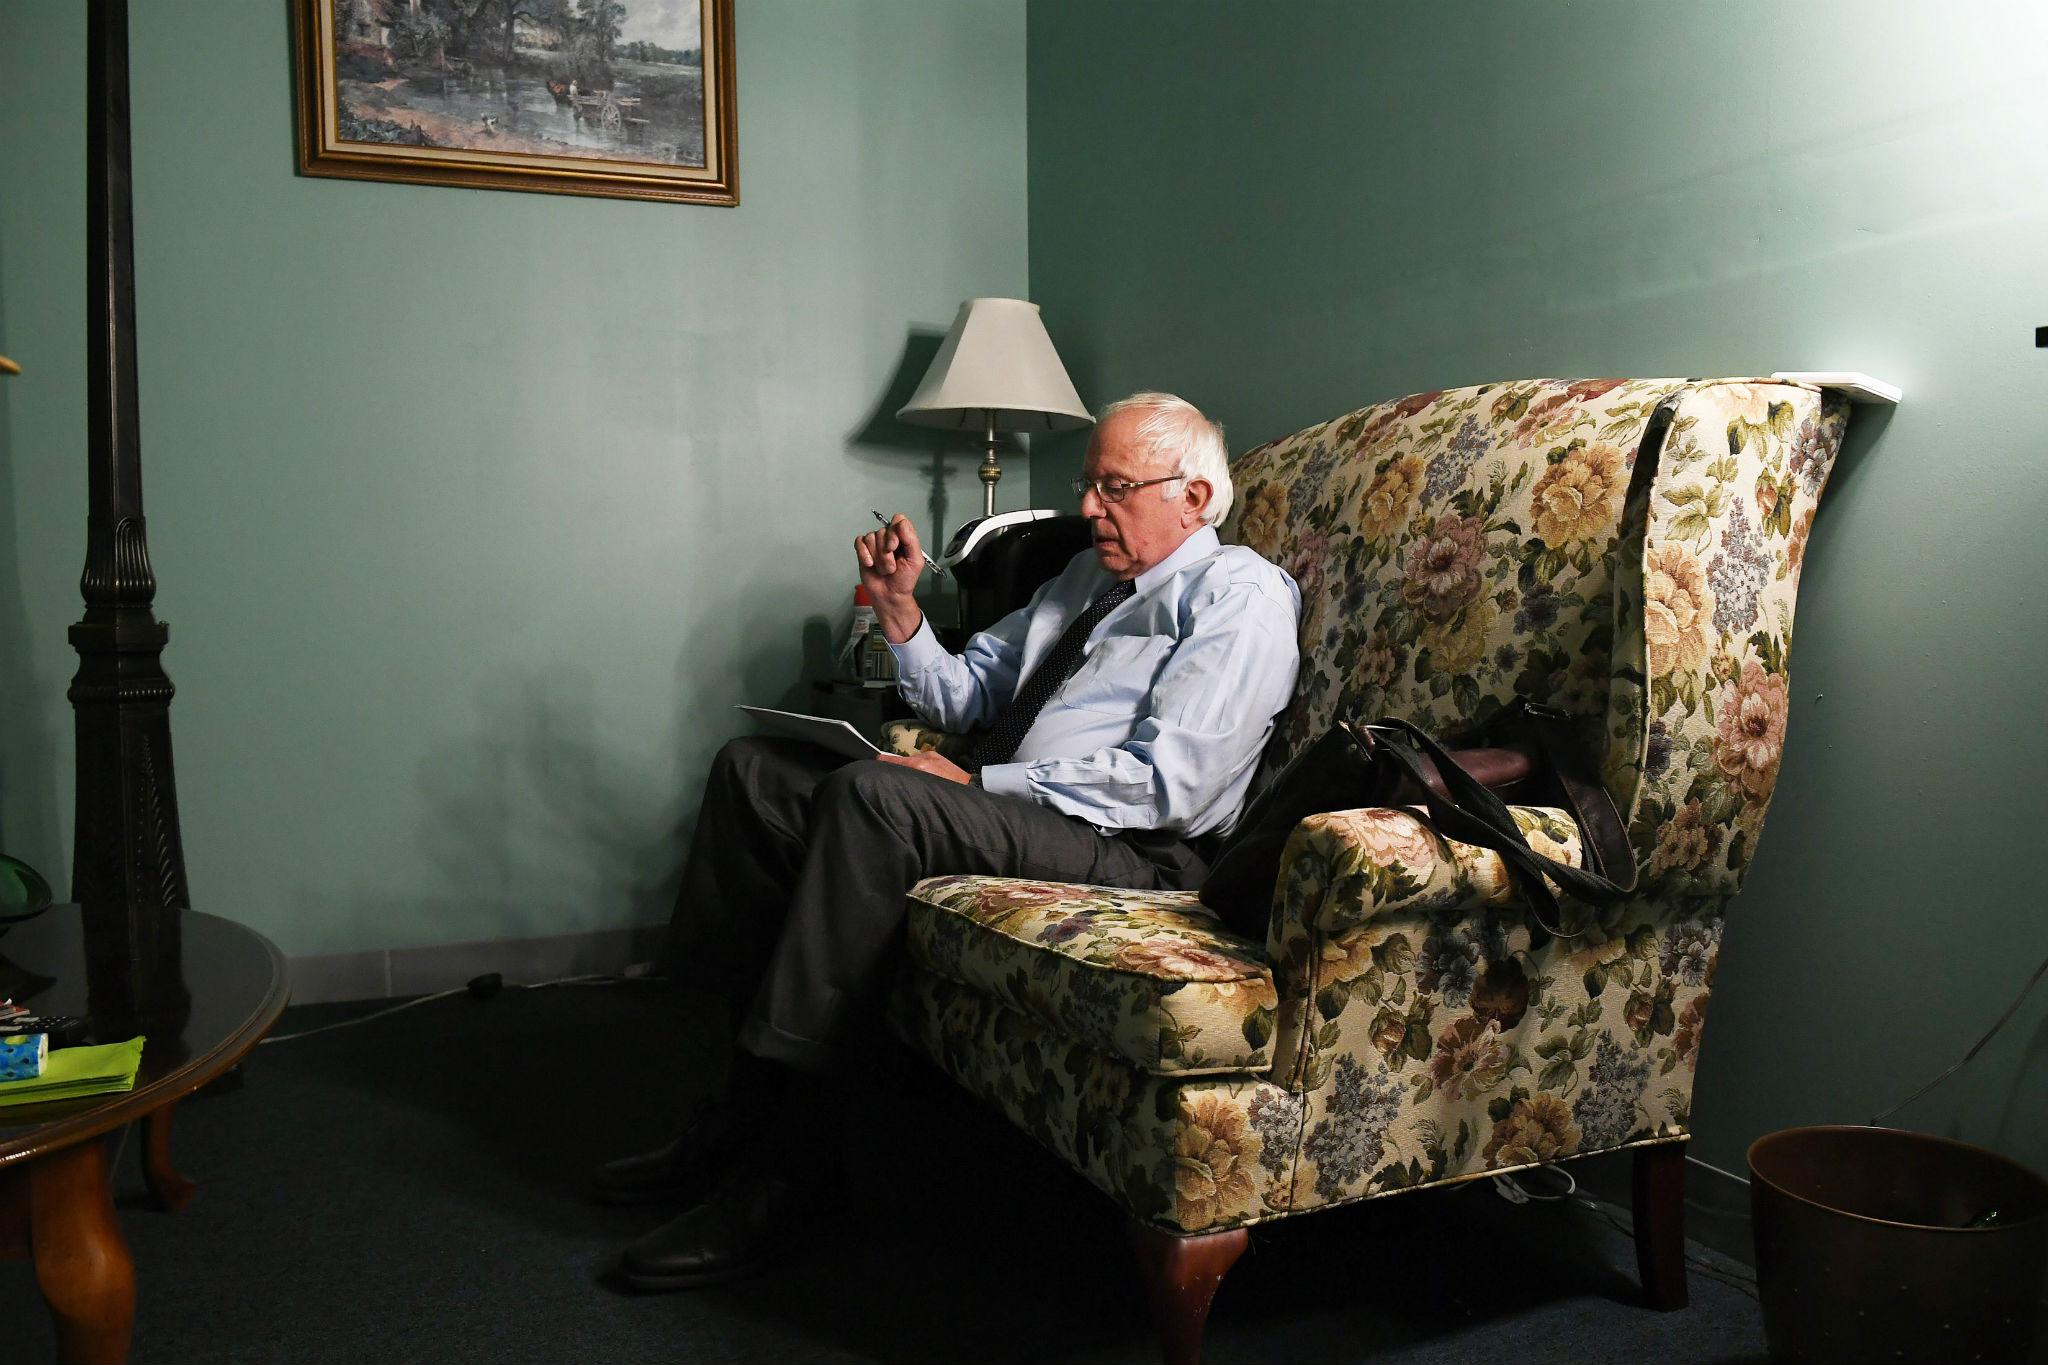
[2,983,1772,1364]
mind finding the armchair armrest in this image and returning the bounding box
[1274,805,1585,938]
[1259,804,1586,1092]
[881,719,971,759]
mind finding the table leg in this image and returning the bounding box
[143,1103,196,1211]
[28,1138,135,1365]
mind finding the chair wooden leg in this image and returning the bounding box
[1632,1141,1689,1310]
[1128,1219,1248,1365]
[142,1103,196,1212]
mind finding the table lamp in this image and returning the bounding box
[896,297,1092,518]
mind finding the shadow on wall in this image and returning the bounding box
[0,241,64,873]
[308,335,964,956]
[842,326,1027,567]
[1807,401,1892,515]
[406,673,691,949]
[345,587,829,954]
[1772,395,1892,651]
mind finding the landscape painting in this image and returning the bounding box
[295,0,736,205]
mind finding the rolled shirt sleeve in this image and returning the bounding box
[888,583,1052,733]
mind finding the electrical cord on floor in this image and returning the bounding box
[1491,1166,1578,1204]
[257,970,656,1045]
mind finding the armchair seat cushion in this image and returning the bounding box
[906,875,1280,1077]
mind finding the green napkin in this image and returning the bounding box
[0,1035,145,1107]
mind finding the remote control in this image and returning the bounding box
[0,1015,90,1048]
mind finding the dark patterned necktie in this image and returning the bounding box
[965,579,1136,771]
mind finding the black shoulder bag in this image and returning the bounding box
[1199,700,1638,940]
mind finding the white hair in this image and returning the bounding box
[1095,391,1234,526]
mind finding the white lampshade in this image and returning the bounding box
[897,298,1093,432]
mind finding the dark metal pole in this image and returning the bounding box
[70,0,191,1038]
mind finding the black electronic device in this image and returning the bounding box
[2,1015,91,1048]
[941,511,1095,639]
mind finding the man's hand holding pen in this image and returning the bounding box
[855,513,973,784]
[855,512,930,647]
[869,510,945,578]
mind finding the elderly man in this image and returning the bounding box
[607,392,1300,1290]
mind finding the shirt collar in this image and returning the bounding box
[1131,525,1222,596]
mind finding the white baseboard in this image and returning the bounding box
[285,924,667,1005]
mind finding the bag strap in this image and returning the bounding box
[1360,721,1577,937]
[1504,700,1638,895]
[1356,713,1636,939]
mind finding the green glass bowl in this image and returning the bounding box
[0,854,53,924]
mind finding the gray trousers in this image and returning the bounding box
[656,736,1208,1072]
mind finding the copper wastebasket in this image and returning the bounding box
[1748,1126,2048,1363]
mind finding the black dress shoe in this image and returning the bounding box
[616,1166,813,1291]
[589,1109,741,1207]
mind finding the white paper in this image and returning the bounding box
[735,705,884,760]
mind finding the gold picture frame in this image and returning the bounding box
[294,0,736,206]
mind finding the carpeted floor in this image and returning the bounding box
[2,982,1773,1364]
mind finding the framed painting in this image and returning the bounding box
[294,0,736,205]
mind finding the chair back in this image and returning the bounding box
[1223,378,1848,896]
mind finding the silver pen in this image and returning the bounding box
[871,510,946,577]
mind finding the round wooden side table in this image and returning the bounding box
[0,909,288,1364]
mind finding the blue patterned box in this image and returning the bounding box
[0,1032,48,1081]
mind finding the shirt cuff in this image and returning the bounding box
[976,762,1029,799]
[887,615,948,676]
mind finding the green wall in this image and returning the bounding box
[1027,1,2048,1177]
[0,0,1028,957]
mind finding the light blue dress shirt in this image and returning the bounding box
[889,526,1302,838]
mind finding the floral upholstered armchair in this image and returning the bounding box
[883,378,1848,1364]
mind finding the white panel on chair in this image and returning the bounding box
[1770,371,1902,404]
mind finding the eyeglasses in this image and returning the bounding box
[1070,473,1185,504]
